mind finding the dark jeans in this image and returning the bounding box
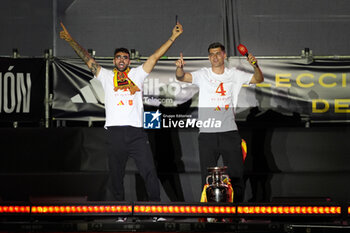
[198,130,245,202]
[106,126,160,201]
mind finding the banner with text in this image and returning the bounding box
[0,57,46,122]
[52,57,350,123]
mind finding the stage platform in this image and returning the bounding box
[1,217,350,232]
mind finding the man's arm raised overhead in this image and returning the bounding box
[59,22,101,77]
[142,22,183,74]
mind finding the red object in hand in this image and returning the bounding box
[237,43,257,66]
[237,44,248,57]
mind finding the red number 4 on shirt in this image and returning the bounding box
[215,83,226,96]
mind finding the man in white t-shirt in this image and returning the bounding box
[175,42,263,202]
[60,22,183,203]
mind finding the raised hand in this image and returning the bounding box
[247,53,258,67]
[175,52,185,68]
[172,22,183,40]
[175,52,192,83]
[60,22,73,42]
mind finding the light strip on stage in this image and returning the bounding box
[31,205,132,215]
[134,204,236,215]
[237,205,341,216]
[0,203,345,218]
[0,206,31,213]
[133,203,342,218]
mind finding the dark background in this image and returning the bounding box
[1,0,350,57]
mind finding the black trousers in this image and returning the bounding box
[198,130,245,202]
[106,126,160,201]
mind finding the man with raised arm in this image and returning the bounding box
[175,42,263,202]
[60,22,183,207]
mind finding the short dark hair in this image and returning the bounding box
[114,48,130,57]
[208,42,225,53]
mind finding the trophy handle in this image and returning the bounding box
[206,175,212,185]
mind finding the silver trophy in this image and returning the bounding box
[205,166,232,203]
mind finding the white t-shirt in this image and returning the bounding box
[95,65,148,128]
[191,67,252,133]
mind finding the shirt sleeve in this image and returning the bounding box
[191,68,205,87]
[130,65,149,84]
[234,68,253,85]
[94,67,107,80]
